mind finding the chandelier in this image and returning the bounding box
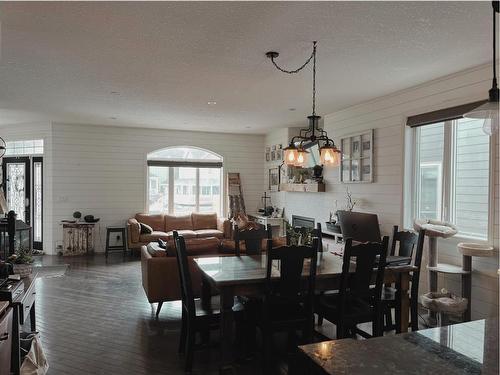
[266,41,341,167]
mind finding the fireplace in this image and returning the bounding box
[291,215,315,229]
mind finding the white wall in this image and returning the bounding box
[265,63,499,319]
[1,122,265,254]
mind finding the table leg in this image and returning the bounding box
[219,287,234,374]
[30,302,36,332]
[201,274,212,311]
[398,272,410,333]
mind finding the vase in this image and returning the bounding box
[12,264,33,278]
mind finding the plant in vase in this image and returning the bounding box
[8,248,34,278]
[285,221,314,246]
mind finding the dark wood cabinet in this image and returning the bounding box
[0,302,13,375]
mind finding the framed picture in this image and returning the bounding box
[340,129,373,183]
[276,149,282,161]
[271,151,276,161]
[268,168,280,191]
[265,147,270,162]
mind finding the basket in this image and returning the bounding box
[12,264,34,278]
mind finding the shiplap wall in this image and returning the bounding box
[49,123,265,253]
[266,63,499,319]
[0,122,54,254]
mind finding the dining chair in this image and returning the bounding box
[315,237,389,339]
[172,231,244,373]
[233,223,272,256]
[257,238,319,372]
[382,227,426,332]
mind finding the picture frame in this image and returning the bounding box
[340,129,373,183]
[265,147,271,162]
[268,167,280,191]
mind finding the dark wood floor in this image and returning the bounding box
[32,254,337,375]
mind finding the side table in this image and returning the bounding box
[105,226,127,258]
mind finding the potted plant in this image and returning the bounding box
[8,248,34,278]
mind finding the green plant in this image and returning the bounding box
[285,221,315,246]
[7,248,34,265]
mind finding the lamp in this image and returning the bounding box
[266,42,341,167]
[464,1,499,135]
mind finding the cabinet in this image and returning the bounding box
[248,214,285,237]
[279,183,325,192]
[0,302,12,375]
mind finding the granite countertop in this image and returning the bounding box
[299,319,499,375]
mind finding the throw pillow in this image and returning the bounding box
[140,222,153,234]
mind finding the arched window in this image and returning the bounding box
[147,147,223,215]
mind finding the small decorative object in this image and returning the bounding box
[8,248,34,278]
[73,211,82,221]
[340,129,373,183]
[268,167,280,191]
[344,187,357,211]
[312,165,323,182]
[84,215,100,223]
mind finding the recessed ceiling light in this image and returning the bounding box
[110,91,120,95]
[207,101,217,105]
[245,126,251,129]
[289,108,296,111]
[109,117,117,120]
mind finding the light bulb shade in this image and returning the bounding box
[320,145,341,167]
[464,100,499,136]
[294,148,309,167]
[283,144,299,166]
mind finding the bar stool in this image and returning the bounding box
[105,226,127,258]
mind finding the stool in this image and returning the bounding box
[105,226,127,258]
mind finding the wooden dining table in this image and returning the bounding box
[194,250,416,373]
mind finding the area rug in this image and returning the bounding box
[32,264,69,279]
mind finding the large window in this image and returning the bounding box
[408,118,491,240]
[147,147,223,215]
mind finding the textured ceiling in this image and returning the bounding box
[0,1,492,133]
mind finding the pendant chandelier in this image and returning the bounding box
[464,1,499,135]
[266,41,341,167]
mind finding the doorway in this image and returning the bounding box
[2,156,43,250]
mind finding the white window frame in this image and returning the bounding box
[146,147,224,216]
[405,119,496,242]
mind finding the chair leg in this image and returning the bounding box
[156,302,163,317]
[185,323,195,373]
[262,331,273,374]
[337,324,347,339]
[178,311,187,354]
[384,307,393,331]
[410,300,419,331]
[317,314,324,326]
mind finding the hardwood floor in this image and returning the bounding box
[31,254,304,375]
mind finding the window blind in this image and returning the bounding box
[147,160,223,168]
[406,100,486,128]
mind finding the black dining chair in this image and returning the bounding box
[257,238,319,372]
[234,223,272,256]
[172,231,244,373]
[382,226,426,332]
[315,237,389,339]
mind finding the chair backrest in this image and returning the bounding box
[312,222,323,252]
[338,237,389,313]
[173,231,196,317]
[234,223,272,256]
[265,238,319,307]
[390,225,419,258]
[410,229,426,298]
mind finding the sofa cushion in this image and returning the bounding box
[135,213,165,231]
[167,229,197,239]
[140,222,153,234]
[139,231,170,243]
[164,214,193,232]
[192,213,218,230]
[195,229,224,239]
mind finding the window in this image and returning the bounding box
[5,139,44,156]
[408,118,491,240]
[147,147,223,215]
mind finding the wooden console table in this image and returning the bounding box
[0,301,13,375]
[61,222,97,255]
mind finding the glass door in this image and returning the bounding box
[32,157,43,249]
[2,157,31,224]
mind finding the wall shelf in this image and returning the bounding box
[279,183,325,193]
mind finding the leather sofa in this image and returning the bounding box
[127,212,231,250]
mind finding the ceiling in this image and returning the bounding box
[0,1,492,134]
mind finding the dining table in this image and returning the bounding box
[194,248,417,373]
